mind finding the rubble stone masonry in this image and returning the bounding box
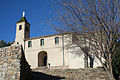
[0,45,31,80]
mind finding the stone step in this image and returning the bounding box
[32,66,48,71]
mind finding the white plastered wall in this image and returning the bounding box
[15,22,25,49]
[24,34,102,69]
[25,35,69,69]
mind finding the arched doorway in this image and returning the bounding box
[38,51,47,67]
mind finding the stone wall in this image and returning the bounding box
[0,45,31,80]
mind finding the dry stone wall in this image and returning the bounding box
[0,45,31,80]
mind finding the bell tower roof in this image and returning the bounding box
[16,11,30,24]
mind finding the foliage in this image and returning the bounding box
[0,40,11,48]
[112,41,120,79]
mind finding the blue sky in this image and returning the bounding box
[0,0,56,42]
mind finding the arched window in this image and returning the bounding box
[28,41,32,47]
[55,37,59,44]
[40,39,44,46]
[19,25,22,30]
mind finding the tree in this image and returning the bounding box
[50,0,120,80]
[112,40,120,80]
[0,40,11,48]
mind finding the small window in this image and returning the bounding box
[19,25,22,30]
[55,37,59,44]
[28,41,32,47]
[40,39,44,46]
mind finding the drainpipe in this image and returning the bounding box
[62,34,65,66]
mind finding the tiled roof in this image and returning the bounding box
[24,32,70,41]
[16,17,30,24]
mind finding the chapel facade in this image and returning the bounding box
[14,12,102,69]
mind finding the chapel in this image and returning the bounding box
[14,12,102,69]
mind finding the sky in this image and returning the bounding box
[0,0,56,42]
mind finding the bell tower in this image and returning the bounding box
[15,12,30,49]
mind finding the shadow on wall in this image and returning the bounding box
[20,46,31,80]
[26,71,65,80]
[20,46,65,80]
